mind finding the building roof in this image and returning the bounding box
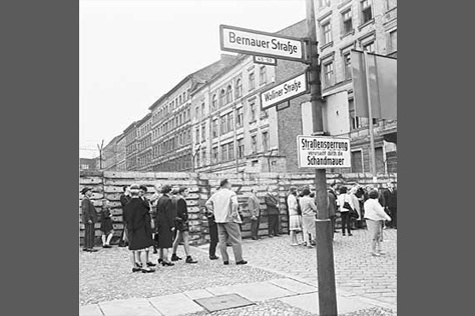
[148,54,238,110]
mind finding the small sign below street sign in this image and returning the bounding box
[260,71,308,111]
[220,24,305,62]
[297,135,351,169]
[253,55,277,66]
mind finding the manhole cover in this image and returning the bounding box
[193,293,255,312]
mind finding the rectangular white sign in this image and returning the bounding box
[297,135,351,169]
[260,72,308,110]
[220,24,305,62]
[253,55,277,66]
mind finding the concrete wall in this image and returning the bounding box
[79,170,396,247]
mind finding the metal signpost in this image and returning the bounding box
[220,0,339,313]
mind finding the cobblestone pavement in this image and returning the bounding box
[234,227,397,307]
[79,246,283,306]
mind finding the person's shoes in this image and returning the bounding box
[348,233,353,236]
[274,234,281,237]
[146,261,156,267]
[291,243,299,246]
[342,233,346,236]
[226,243,232,247]
[223,261,229,265]
[372,252,381,257]
[251,237,257,240]
[171,254,182,261]
[268,235,274,238]
[185,256,198,264]
[132,267,142,272]
[161,261,174,266]
[89,249,98,252]
[104,245,112,248]
[141,268,156,273]
[209,255,219,260]
[378,251,386,255]
[236,260,248,265]
[82,248,90,252]
[157,259,163,264]
[310,241,316,246]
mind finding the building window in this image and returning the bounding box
[342,10,353,35]
[212,147,218,163]
[195,106,199,118]
[249,100,256,121]
[251,135,257,154]
[361,0,373,24]
[351,150,363,173]
[262,131,269,152]
[249,72,255,90]
[226,85,233,103]
[321,22,332,45]
[323,62,334,87]
[201,148,206,166]
[363,41,375,53]
[388,29,397,52]
[235,78,242,98]
[212,119,218,138]
[220,116,227,134]
[201,124,206,142]
[219,89,226,107]
[201,102,206,117]
[236,107,243,127]
[221,144,228,161]
[228,142,235,160]
[196,151,200,167]
[237,139,244,158]
[212,94,217,111]
[227,112,234,133]
[344,53,351,80]
[319,0,331,8]
[259,66,267,85]
[195,127,200,143]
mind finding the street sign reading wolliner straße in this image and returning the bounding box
[260,72,308,111]
[220,24,305,62]
[297,135,351,168]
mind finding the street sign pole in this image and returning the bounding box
[363,51,378,183]
[306,0,338,315]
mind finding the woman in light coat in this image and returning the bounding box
[299,188,317,248]
[287,187,302,246]
[364,190,391,257]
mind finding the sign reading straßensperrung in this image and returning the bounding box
[220,24,305,62]
[297,135,351,169]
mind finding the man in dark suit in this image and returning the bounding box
[327,187,338,240]
[118,186,131,247]
[265,186,280,237]
[383,182,397,229]
[81,187,98,252]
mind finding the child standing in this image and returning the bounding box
[100,199,114,248]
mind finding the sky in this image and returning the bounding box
[80,0,307,158]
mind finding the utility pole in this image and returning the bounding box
[363,51,378,183]
[306,0,338,315]
[97,140,104,170]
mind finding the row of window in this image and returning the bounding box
[153,155,192,172]
[137,135,152,152]
[320,0,374,46]
[152,89,191,124]
[137,151,152,168]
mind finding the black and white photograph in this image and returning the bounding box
[79,0,397,315]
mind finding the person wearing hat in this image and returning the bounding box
[155,184,177,266]
[118,185,131,247]
[81,187,98,252]
[123,184,156,273]
[205,179,247,265]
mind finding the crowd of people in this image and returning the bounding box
[80,179,397,270]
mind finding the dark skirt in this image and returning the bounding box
[100,218,113,234]
[157,224,174,249]
[128,226,154,251]
[176,220,190,232]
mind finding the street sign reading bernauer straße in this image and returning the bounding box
[220,24,306,62]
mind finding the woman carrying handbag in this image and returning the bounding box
[337,186,355,236]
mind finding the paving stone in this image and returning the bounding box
[99,298,161,316]
[149,293,205,315]
[267,278,317,294]
[183,289,215,300]
[79,304,103,316]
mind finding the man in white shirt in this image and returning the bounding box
[205,179,247,265]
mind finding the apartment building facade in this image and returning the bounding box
[314,0,397,174]
[124,121,138,171]
[136,113,153,171]
[115,134,126,171]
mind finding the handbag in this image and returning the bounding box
[343,196,359,219]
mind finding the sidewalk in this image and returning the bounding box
[80,276,395,316]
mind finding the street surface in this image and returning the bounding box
[79,227,397,315]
